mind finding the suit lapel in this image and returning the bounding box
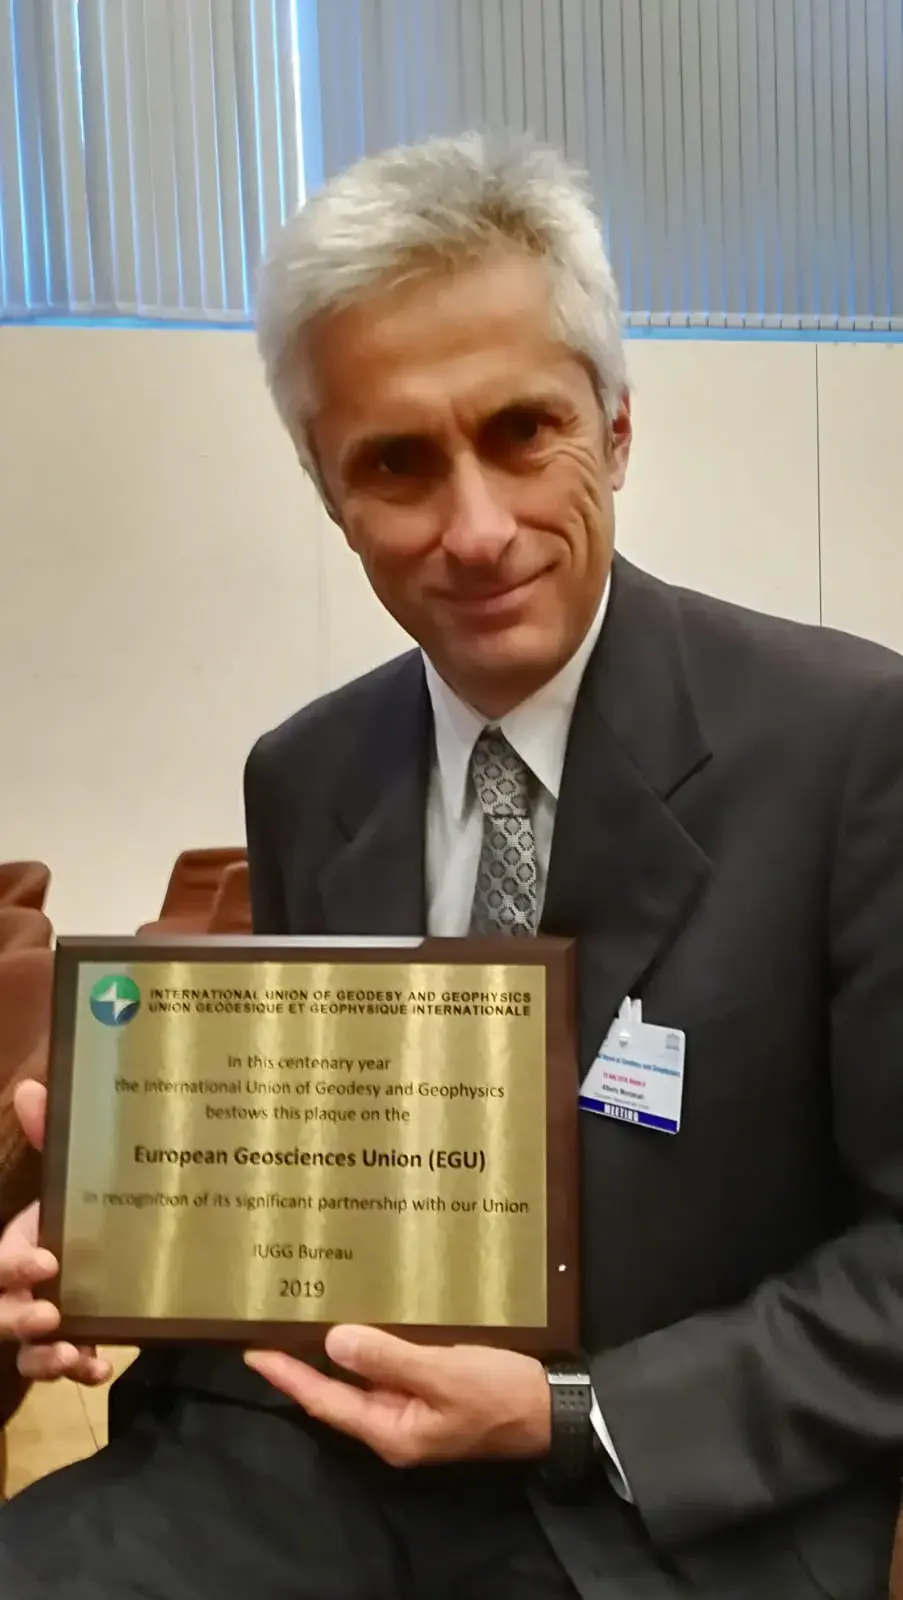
[318,653,431,935]
[541,558,713,1073]
[316,560,712,1036]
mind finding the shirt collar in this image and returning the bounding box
[424,574,611,825]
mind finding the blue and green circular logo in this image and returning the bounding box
[89,975,141,1027]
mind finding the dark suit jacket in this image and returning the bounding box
[125,557,903,1598]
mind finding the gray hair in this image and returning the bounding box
[256,132,627,476]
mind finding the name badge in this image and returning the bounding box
[579,998,685,1134]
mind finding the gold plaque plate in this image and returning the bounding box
[41,937,578,1352]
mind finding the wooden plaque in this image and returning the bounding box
[40,935,579,1354]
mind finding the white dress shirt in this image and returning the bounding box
[421,575,632,1499]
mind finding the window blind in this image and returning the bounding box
[305,0,903,333]
[0,0,305,320]
[2,0,901,331]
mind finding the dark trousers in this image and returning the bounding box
[0,1388,579,1599]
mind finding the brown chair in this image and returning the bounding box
[0,1035,45,1466]
[0,950,53,1106]
[136,847,246,936]
[0,950,54,1443]
[891,1513,903,1600]
[0,907,52,955]
[208,861,251,934]
[0,862,50,913]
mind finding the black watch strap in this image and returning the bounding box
[539,1359,595,1499]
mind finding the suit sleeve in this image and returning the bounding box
[243,737,290,936]
[589,673,903,1549]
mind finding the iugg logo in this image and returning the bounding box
[89,975,141,1027]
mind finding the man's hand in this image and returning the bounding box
[245,1325,551,1467]
[0,1080,111,1385]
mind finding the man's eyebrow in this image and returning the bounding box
[480,387,574,419]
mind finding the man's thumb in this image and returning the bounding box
[14,1079,47,1152]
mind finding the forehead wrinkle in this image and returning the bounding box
[307,254,556,390]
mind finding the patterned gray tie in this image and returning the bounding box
[469,728,538,936]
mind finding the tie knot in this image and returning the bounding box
[470,729,533,819]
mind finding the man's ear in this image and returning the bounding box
[319,484,345,532]
[316,485,351,539]
[608,393,633,492]
[300,428,348,535]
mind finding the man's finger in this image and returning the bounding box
[66,1348,113,1386]
[14,1080,47,1153]
[324,1325,438,1393]
[18,1342,112,1385]
[0,1200,41,1257]
[245,1349,397,1449]
[2,1294,60,1342]
[0,1223,58,1292]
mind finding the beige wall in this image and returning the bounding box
[1,327,901,935]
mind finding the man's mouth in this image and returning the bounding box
[444,571,548,614]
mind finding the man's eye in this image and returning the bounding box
[375,439,433,478]
[505,409,542,442]
[484,407,551,453]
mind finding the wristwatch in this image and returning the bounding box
[539,1358,595,1498]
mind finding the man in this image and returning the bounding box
[0,132,902,1599]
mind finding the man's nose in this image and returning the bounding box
[441,455,517,565]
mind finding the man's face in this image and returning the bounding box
[304,254,632,716]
